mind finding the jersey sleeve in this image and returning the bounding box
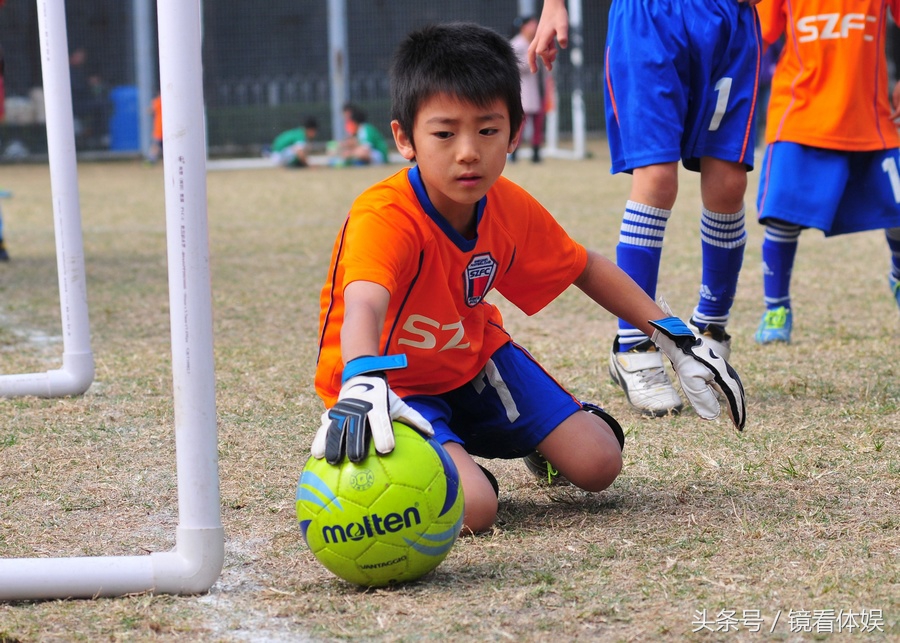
[339,188,421,296]
[757,0,787,46]
[491,182,588,315]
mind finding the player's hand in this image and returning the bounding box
[649,317,746,431]
[527,1,569,72]
[890,80,900,122]
[311,374,434,464]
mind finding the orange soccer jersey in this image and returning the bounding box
[315,166,588,407]
[760,0,900,150]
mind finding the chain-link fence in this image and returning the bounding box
[0,0,610,160]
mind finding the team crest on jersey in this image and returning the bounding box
[464,253,498,306]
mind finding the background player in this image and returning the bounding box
[529,0,761,417]
[311,23,746,535]
[754,0,900,343]
[269,117,318,168]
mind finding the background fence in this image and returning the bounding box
[0,0,612,160]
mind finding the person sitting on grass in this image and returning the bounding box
[311,22,746,535]
[329,104,390,166]
[270,117,319,168]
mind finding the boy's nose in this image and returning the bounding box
[456,136,480,163]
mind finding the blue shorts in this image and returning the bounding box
[403,342,583,459]
[757,142,900,236]
[604,0,760,174]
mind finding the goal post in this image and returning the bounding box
[0,0,224,601]
[0,0,94,398]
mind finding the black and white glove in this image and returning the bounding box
[310,355,434,464]
[649,317,746,431]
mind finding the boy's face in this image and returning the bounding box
[391,93,519,222]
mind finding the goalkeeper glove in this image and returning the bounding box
[311,355,434,464]
[649,317,746,431]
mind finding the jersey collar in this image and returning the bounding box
[407,165,485,252]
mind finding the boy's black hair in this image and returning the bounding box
[390,22,525,148]
[303,116,319,131]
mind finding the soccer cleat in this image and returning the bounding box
[755,306,792,344]
[0,240,8,262]
[609,338,683,416]
[688,318,732,361]
[522,451,568,486]
[890,274,900,311]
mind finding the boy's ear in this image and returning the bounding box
[391,120,416,161]
[508,121,523,154]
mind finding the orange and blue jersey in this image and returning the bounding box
[316,165,587,407]
[760,0,900,150]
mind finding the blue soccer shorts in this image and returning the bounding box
[403,342,584,460]
[604,0,760,174]
[757,142,900,236]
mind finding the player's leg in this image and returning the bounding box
[691,157,748,357]
[755,143,849,343]
[829,150,900,312]
[604,0,695,415]
[441,442,499,535]
[531,403,623,491]
[756,219,800,343]
[680,0,757,355]
[401,395,500,535]
[608,164,683,415]
[0,200,7,262]
[887,228,900,311]
[531,110,544,163]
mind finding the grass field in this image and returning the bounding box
[1,143,898,641]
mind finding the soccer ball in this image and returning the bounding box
[296,421,465,587]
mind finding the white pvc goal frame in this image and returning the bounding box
[0,0,94,398]
[0,0,224,600]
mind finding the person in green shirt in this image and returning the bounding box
[333,104,390,165]
[270,117,318,167]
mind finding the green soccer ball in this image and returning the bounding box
[296,421,465,587]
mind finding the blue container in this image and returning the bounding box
[108,85,140,152]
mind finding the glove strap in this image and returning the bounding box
[649,316,693,338]
[341,354,408,383]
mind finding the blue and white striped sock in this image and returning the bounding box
[694,206,747,327]
[761,220,801,311]
[616,200,671,349]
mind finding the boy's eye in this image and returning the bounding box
[480,128,499,136]
[434,131,453,139]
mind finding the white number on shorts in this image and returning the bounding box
[881,156,900,203]
[709,77,733,132]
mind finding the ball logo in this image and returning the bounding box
[464,253,498,307]
[349,469,375,491]
[321,506,422,544]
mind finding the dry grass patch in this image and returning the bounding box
[1,146,898,641]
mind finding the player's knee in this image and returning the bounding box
[701,160,748,212]
[568,448,622,493]
[460,491,498,535]
[633,163,679,208]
